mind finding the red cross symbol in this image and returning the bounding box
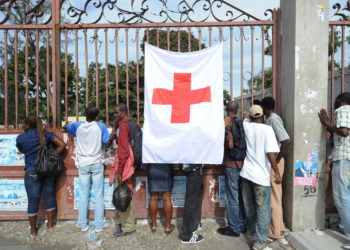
[152,73,211,123]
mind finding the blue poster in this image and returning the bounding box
[0,179,27,211]
[0,134,24,166]
[74,178,115,210]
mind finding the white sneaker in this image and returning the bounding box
[181,234,204,244]
[196,223,203,231]
[80,226,89,232]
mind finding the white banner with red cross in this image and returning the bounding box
[142,43,224,164]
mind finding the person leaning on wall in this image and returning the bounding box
[16,116,66,236]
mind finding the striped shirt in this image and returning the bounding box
[332,105,350,161]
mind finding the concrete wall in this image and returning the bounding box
[281,0,328,231]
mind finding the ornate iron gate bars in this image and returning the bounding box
[0,0,281,129]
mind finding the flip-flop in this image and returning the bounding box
[164,225,175,235]
[150,226,157,233]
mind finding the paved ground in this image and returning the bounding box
[0,218,295,250]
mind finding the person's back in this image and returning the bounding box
[70,121,108,167]
[240,120,279,186]
[65,106,110,236]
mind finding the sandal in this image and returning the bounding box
[164,224,175,235]
[150,225,157,233]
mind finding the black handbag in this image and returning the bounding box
[112,183,132,212]
[35,142,65,176]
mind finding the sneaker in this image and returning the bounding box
[113,229,136,237]
[181,234,204,244]
[252,243,272,250]
[343,243,350,249]
[80,226,89,232]
[90,220,109,233]
[196,223,203,231]
[217,226,240,237]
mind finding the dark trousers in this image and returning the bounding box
[24,170,56,216]
[180,168,203,241]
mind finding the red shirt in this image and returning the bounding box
[116,116,131,174]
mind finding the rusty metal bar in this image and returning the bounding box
[341,25,345,93]
[209,27,212,46]
[136,29,140,123]
[4,30,8,128]
[188,27,191,52]
[331,26,335,117]
[36,29,39,116]
[146,29,149,43]
[177,28,180,52]
[230,27,233,99]
[84,29,89,107]
[46,30,50,123]
[198,27,202,50]
[126,28,129,109]
[51,0,61,128]
[156,28,160,47]
[115,29,119,104]
[14,30,18,128]
[261,26,265,98]
[219,27,223,42]
[75,29,79,122]
[95,28,99,108]
[64,29,68,124]
[240,27,244,118]
[105,29,109,125]
[58,21,274,29]
[25,30,29,117]
[251,26,254,104]
[167,28,170,50]
[271,10,277,102]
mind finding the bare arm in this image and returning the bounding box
[51,137,66,153]
[276,139,291,163]
[267,152,281,184]
[319,109,350,137]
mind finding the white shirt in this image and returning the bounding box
[66,121,110,167]
[240,119,280,186]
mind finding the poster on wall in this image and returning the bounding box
[294,152,318,186]
[74,178,114,210]
[0,134,24,166]
[0,179,27,211]
[146,176,187,208]
[218,175,226,208]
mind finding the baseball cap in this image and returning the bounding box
[249,105,264,118]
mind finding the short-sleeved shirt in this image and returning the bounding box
[240,119,280,186]
[265,113,290,145]
[332,105,350,161]
[16,129,56,172]
[65,121,110,167]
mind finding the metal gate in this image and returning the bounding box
[0,0,281,219]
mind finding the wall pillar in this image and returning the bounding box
[280,0,329,231]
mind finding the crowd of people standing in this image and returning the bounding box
[15,93,350,249]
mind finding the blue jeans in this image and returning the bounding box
[241,178,271,244]
[77,162,105,229]
[332,160,350,236]
[24,170,56,216]
[224,167,246,233]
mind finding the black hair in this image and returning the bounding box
[261,97,275,110]
[335,92,350,106]
[85,106,99,121]
[116,103,128,114]
[253,99,261,106]
[23,116,45,146]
